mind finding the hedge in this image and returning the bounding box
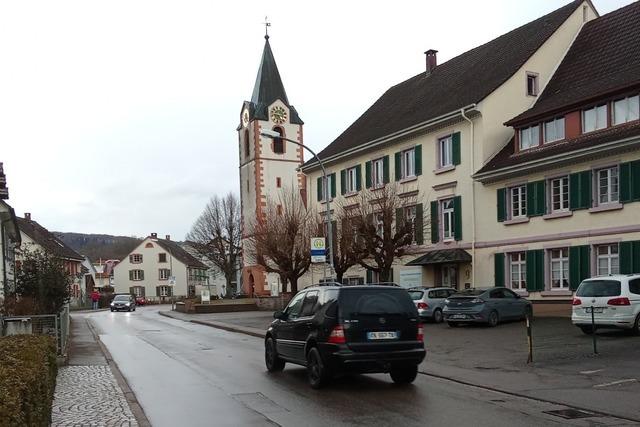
[0,335,58,426]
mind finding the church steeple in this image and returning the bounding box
[251,36,289,106]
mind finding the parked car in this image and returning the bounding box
[110,294,136,312]
[264,284,426,389]
[443,287,532,327]
[571,274,640,335]
[408,287,457,323]
[135,296,147,306]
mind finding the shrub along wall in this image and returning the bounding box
[0,335,58,426]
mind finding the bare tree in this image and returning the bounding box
[249,187,313,293]
[186,193,241,297]
[349,185,426,282]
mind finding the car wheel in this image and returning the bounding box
[488,311,499,327]
[110,309,114,312]
[265,337,285,372]
[632,314,640,336]
[307,347,329,389]
[390,364,418,384]
[447,321,459,328]
[579,325,594,335]
[433,309,443,324]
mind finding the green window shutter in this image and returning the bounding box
[453,196,462,241]
[430,201,439,243]
[569,246,590,290]
[366,269,373,284]
[365,161,372,189]
[355,165,362,191]
[452,132,461,166]
[383,156,390,183]
[633,160,640,200]
[526,250,544,292]
[620,162,632,203]
[415,203,424,245]
[527,180,545,217]
[394,152,402,181]
[395,208,404,235]
[494,253,505,287]
[569,171,591,210]
[340,169,346,195]
[497,188,506,222]
[620,241,640,274]
[140,270,144,280]
[330,173,336,198]
[415,145,422,176]
[316,177,323,201]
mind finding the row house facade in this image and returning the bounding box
[0,163,21,303]
[112,233,208,300]
[474,2,640,300]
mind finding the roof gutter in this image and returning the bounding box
[301,104,479,172]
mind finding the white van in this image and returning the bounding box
[571,275,640,335]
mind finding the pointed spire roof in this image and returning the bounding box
[251,36,289,106]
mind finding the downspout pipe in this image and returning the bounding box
[460,107,476,286]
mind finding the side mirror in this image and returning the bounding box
[514,294,521,299]
[274,310,286,320]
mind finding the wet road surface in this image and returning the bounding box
[86,306,636,427]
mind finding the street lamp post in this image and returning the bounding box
[260,130,335,278]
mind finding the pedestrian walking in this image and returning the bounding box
[91,290,100,310]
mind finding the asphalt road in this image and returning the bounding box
[85,306,636,427]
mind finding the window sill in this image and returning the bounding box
[540,290,573,297]
[399,176,418,184]
[589,203,623,213]
[434,165,455,175]
[542,211,572,220]
[344,192,359,199]
[504,217,529,225]
[320,199,334,204]
[371,184,386,191]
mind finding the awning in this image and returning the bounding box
[406,248,472,266]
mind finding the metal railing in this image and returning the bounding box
[0,304,70,355]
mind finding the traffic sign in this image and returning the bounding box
[310,237,326,263]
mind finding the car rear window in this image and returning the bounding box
[576,280,621,297]
[408,290,424,300]
[452,289,486,297]
[339,288,416,318]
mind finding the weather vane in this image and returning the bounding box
[264,16,271,39]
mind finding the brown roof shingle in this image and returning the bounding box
[155,239,208,269]
[17,217,84,261]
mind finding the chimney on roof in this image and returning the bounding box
[150,232,157,239]
[165,235,170,240]
[425,49,438,75]
[25,212,31,221]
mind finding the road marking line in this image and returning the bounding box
[593,379,637,388]
[580,369,604,375]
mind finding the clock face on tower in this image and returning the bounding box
[242,109,250,127]
[270,106,287,124]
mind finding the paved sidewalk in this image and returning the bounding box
[51,315,140,426]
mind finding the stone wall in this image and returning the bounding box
[255,293,292,311]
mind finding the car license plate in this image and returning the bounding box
[367,331,398,340]
[585,307,604,314]
[450,314,467,319]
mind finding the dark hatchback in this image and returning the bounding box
[265,284,426,388]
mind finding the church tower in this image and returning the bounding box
[238,33,305,296]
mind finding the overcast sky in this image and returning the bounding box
[0,0,632,239]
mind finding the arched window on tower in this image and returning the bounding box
[244,130,250,158]
[272,127,284,154]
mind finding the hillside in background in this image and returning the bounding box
[54,232,142,262]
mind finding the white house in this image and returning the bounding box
[0,163,21,303]
[112,233,208,301]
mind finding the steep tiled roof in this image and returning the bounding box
[506,1,640,126]
[155,238,208,269]
[17,217,84,261]
[305,0,584,166]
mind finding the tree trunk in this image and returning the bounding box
[380,268,391,282]
[335,270,344,284]
[289,277,298,294]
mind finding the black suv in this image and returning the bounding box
[264,284,426,388]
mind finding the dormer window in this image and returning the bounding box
[583,104,607,133]
[543,117,565,143]
[612,95,639,125]
[519,125,539,150]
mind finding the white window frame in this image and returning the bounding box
[543,117,565,143]
[401,148,415,179]
[582,104,607,133]
[346,167,357,193]
[519,125,540,150]
[404,205,417,244]
[596,244,619,276]
[441,199,455,241]
[130,269,143,281]
[158,285,171,297]
[372,158,384,188]
[130,254,143,264]
[550,176,569,213]
[159,268,171,280]
[438,135,453,168]
[131,286,144,297]
[509,252,526,290]
[597,166,619,205]
[321,174,333,202]
[549,248,569,290]
[612,95,639,125]
[526,73,538,96]
[509,185,527,219]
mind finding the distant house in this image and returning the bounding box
[16,213,85,305]
[0,162,21,302]
[181,243,237,298]
[93,259,120,290]
[112,233,208,301]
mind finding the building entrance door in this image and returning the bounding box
[442,264,458,289]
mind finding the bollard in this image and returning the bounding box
[526,312,533,364]
[591,307,598,355]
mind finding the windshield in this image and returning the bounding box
[114,295,130,301]
[339,288,416,318]
[408,291,424,300]
[576,280,621,297]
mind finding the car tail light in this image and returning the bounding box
[572,298,582,306]
[607,297,630,306]
[417,325,424,342]
[416,302,428,310]
[328,325,346,344]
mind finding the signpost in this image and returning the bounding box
[311,238,326,263]
[201,289,211,304]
